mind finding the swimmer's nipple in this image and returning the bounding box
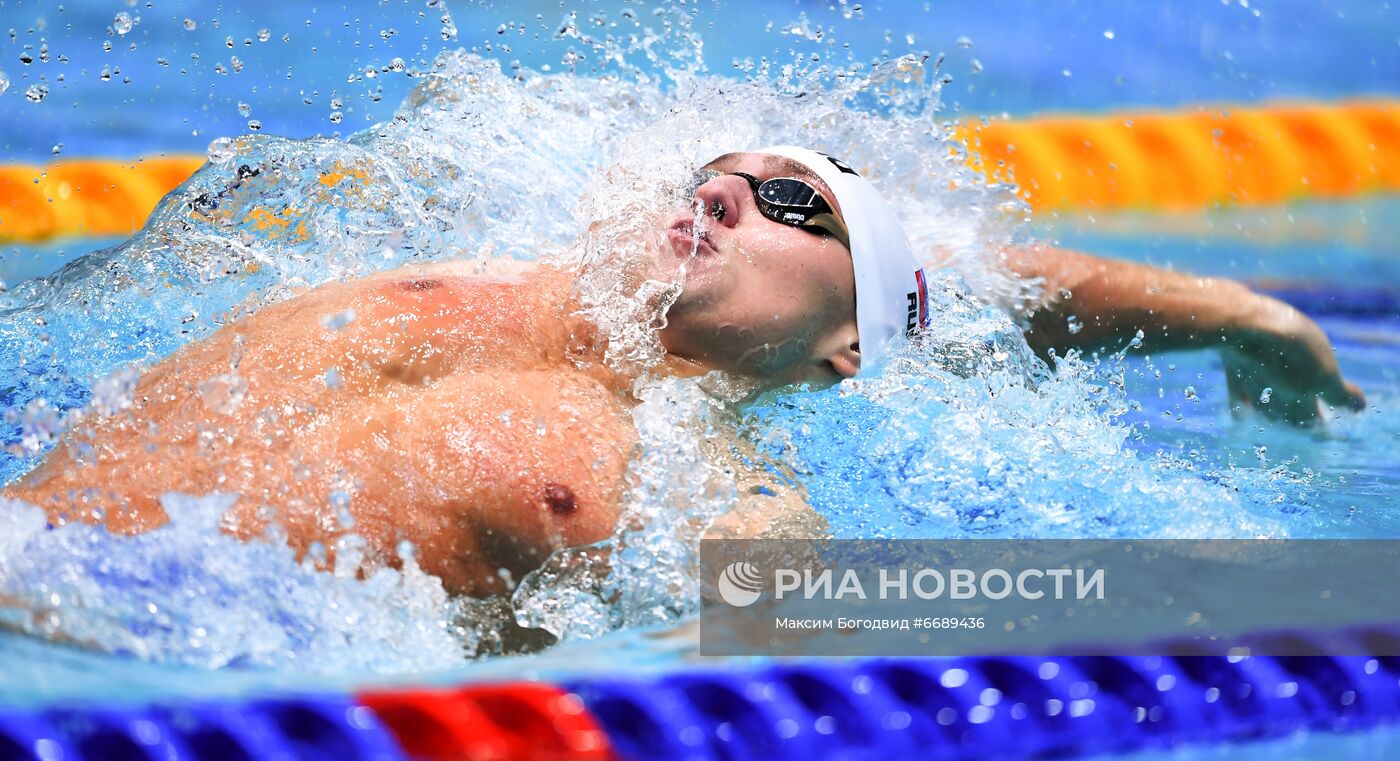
[540,482,577,516]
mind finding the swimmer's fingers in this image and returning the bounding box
[1223,317,1364,426]
[1299,376,1366,423]
[1329,379,1367,413]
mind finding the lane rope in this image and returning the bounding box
[0,100,1395,244]
[5,623,1400,760]
[953,99,1399,211]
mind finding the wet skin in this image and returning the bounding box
[3,262,641,597]
[1,152,1365,600]
[0,150,851,601]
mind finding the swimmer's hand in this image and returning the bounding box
[1223,297,1366,426]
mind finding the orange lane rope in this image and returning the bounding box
[953,99,1399,211]
[0,99,1396,244]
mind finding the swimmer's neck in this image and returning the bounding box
[487,259,713,386]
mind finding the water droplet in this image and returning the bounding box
[0,69,8,94]
[969,59,983,74]
[955,35,973,48]
[1066,315,1083,334]
[183,17,197,31]
[99,65,112,81]
[237,101,251,117]
[328,110,343,124]
[24,83,47,102]
[1103,29,1115,40]
[1184,385,1199,402]
[206,137,236,163]
[50,143,62,155]
[246,119,261,131]
[388,57,405,72]
[1259,387,1272,404]
[1062,68,1073,77]
[257,28,271,42]
[230,56,244,73]
[113,12,134,35]
[197,372,247,414]
[320,308,356,330]
[225,36,234,48]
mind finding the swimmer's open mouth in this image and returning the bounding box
[667,219,718,258]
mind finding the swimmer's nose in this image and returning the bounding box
[692,175,750,231]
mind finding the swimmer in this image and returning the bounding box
[1,147,1364,597]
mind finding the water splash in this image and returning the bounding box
[0,14,1323,672]
[0,495,472,673]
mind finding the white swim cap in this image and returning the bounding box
[757,145,929,374]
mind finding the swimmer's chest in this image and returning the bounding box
[346,366,633,569]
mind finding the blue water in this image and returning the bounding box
[0,3,1397,760]
[0,0,1395,161]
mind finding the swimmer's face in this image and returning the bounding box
[656,152,861,384]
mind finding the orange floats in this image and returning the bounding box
[0,100,1396,245]
[957,99,1400,211]
[0,155,204,243]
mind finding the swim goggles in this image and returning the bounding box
[690,169,851,250]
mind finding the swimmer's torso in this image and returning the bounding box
[3,262,636,596]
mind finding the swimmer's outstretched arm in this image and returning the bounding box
[1004,245,1365,426]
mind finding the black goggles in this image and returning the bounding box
[690,169,851,250]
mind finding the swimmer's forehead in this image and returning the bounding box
[702,151,842,215]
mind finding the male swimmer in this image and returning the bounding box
[1,147,1364,597]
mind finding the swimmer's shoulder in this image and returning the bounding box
[363,256,564,285]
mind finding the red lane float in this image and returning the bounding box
[357,683,615,761]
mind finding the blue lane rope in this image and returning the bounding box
[567,647,1400,760]
[1,696,405,761]
[3,645,1400,760]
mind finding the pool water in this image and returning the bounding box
[0,3,1396,759]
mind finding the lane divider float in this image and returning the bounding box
[4,622,1400,760]
[0,155,203,244]
[0,100,1395,244]
[954,99,1400,211]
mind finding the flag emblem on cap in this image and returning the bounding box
[905,268,930,335]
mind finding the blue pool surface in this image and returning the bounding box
[0,0,1395,161]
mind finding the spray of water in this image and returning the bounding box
[0,12,1313,673]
